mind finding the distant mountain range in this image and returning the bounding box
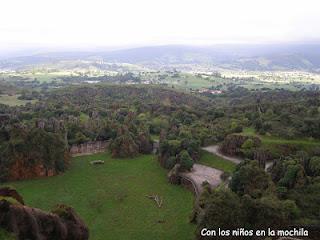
[1,44,320,72]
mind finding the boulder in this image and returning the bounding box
[0,188,89,240]
[0,187,24,205]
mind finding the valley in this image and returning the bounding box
[1,46,320,240]
[1,0,320,238]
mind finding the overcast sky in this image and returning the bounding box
[0,0,319,52]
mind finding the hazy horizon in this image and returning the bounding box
[1,0,320,56]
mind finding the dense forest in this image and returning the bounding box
[1,84,320,239]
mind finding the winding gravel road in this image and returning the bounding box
[202,145,273,170]
[202,145,242,164]
[179,145,274,196]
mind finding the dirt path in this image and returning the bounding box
[202,145,242,164]
[179,164,223,195]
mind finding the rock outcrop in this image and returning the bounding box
[0,187,24,205]
[8,161,57,181]
[0,187,89,240]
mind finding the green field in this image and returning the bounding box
[242,127,320,146]
[2,153,195,240]
[2,72,64,83]
[198,150,236,174]
[239,127,320,153]
[0,94,36,106]
[166,74,223,90]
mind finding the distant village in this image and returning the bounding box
[197,89,223,95]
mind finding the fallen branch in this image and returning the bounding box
[146,194,163,208]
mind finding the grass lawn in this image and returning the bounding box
[242,127,320,145]
[241,127,320,152]
[198,150,236,174]
[0,94,36,106]
[2,153,195,240]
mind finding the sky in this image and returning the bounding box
[0,0,319,53]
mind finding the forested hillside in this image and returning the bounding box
[1,85,320,239]
[2,44,320,71]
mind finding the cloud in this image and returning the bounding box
[0,0,319,50]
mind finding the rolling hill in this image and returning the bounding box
[1,44,320,72]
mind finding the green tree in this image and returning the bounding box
[110,127,139,158]
[242,194,299,229]
[309,156,320,176]
[230,160,273,198]
[195,188,244,238]
[240,138,255,158]
[179,150,194,171]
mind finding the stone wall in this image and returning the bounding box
[70,141,110,156]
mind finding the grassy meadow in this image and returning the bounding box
[241,127,320,151]
[0,94,36,106]
[198,150,237,174]
[2,153,195,240]
[241,127,319,143]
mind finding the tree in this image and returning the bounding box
[110,127,139,158]
[74,132,90,144]
[179,150,194,171]
[278,162,307,189]
[164,156,177,169]
[150,117,169,134]
[240,138,255,158]
[160,140,181,157]
[0,127,68,181]
[230,160,273,198]
[241,194,299,230]
[136,131,153,154]
[195,188,244,239]
[309,156,320,176]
